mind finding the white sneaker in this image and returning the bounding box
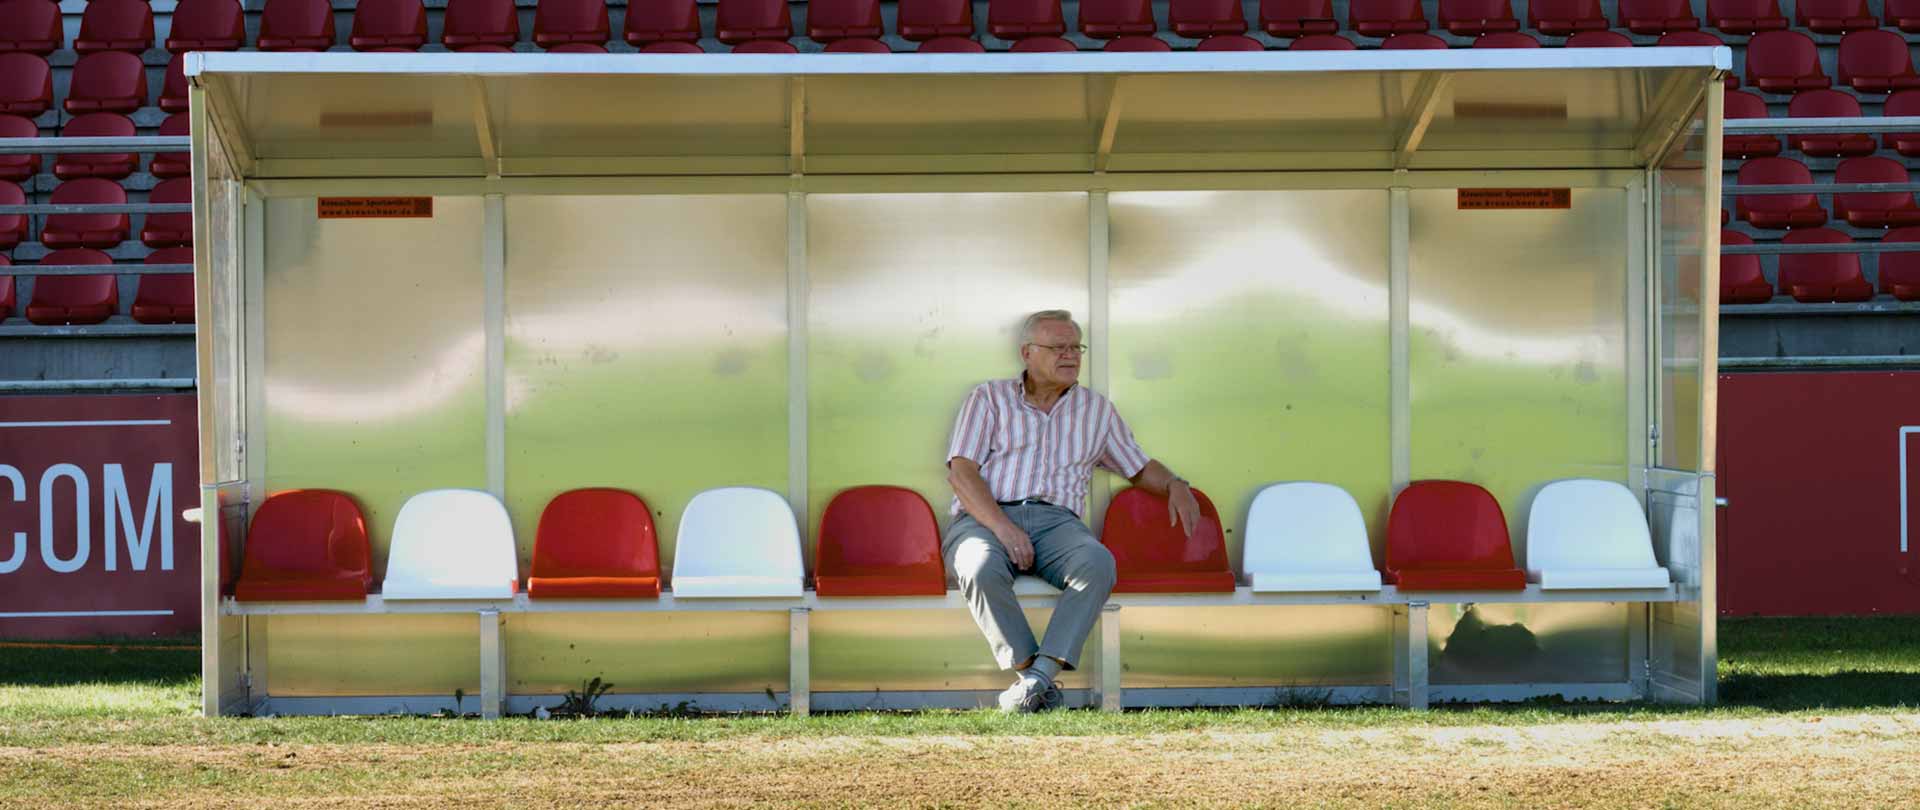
[997,674,1054,714]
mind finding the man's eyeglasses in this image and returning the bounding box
[1027,343,1089,356]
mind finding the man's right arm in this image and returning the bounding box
[948,457,1035,571]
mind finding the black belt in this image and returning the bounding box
[997,498,1054,508]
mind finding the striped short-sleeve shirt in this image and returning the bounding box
[945,375,1152,518]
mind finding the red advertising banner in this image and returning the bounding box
[0,394,200,639]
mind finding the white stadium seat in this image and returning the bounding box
[670,486,806,598]
[382,489,521,599]
[1526,479,1672,590]
[1243,482,1383,593]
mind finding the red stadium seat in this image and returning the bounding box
[1565,30,1631,45]
[54,113,137,180]
[151,113,190,179]
[638,40,704,52]
[527,488,662,599]
[812,486,946,597]
[1472,31,1540,46]
[898,0,975,39]
[1890,0,1920,31]
[0,114,41,182]
[1837,29,1920,93]
[825,37,891,51]
[1100,487,1236,594]
[1291,32,1358,48]
[351,0,428,51]
[159,52,188,114]
[1259,0,1337,36]
[25,248,117,325]
[716,0,793,43]
[535,0,612,49]
[258,0,336,50]
[1779,228,1874,302]
[1439,0,1520,36]
[1528,0,1609,36]
[1618,0,1700,34]
[42,179,131,249]
[1380,32,1447,48]
[1878,227,1920,300]
[989,0,1069,38]
[1833,156,1920,228]
[1172,0,1248,37]
[0,180,24,249]
[167,0,247,52]
[1349,0,1428,36]
[234,490,374,602]
[1706,0,1787,34]
[132,246,194,324]
[0,256,11,321]
[75,0,155,54]
[732,39,799,52]
[546,42,607,52]
[1385,481,1526,591]
[626,0,701,45]
[810,0,884,41]
[0,54,53,116]
[1105,35,1171,49]
[66,52,147,115]
[1787,90,1875,157]
[442,0,520,50]
[1719,231,1775,303]
[917,36,987,51]
[140,177,193,248]
[1198,34,1265,48]
[1795,0,1876,34]
[1009,36,1077,50]
[1882,90,1920,156]
[1080,0,1157,37]
[1736,157,1828,228]
[1744,31,1831,93]
[0,0,63,55]
[1723,90,1782,159]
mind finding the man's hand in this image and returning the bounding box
[994,524,1037,571]
[1168,479,1201,538]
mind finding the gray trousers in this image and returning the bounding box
[943,503,1116,671]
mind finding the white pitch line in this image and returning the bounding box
[0,610,177,618]
[0,420,173,428]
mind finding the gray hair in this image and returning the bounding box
[1020,310,1082,348]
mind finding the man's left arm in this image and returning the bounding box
[1100,407,1202,538]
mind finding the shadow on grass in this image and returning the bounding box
[1717,671,1920,712]
[0,638,199,687]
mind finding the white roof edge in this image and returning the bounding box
[185,47,1730,78]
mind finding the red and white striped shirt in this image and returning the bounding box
[946,375,1152,518]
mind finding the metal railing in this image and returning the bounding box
[1720,116,1920,256]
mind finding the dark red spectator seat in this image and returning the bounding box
[1009,36,1077,50]
[1105,35,1171,49]
[1795,0,1876,34]
[1890,0,1920,32]
[1259,0,1337,36]
[546,42,607,52]
[825,38,891,51]
[141,177,193,248]
[1528,0,1608,36]
[0,0,63,55]
[0,54,53,116]
[918,37,987,51]
[716,0,793,43]
[1385,481,1526,592]
[1878,227,1920,300]
[151,113,190,179]
[168,0,247,51]
[1719,231,1775,303]
[1472,31,1540,46]
[351,0,429,51]
[813,486,945,597]
[234,490,374,602]
[899,0,975,39]
[1706,0,1788,34]
[54,113,137,180]
[24,248,116,325]
[732,39,799,52]
[1380,32,1447,48]
[1833,156,1920,228]
[0,180,24,249]
[1736,157,1828,228]
[1882,90,1920,157]
[626,0,702,45]
[42,179,131,249]
[258,0,336,50]
[1439,0,1520,36]
[1787,90,1875,156]
[1564,30,1630,45]
[132,246,194,324]
[1172,0,1248,37]
[1349,0,1428,36]
[75,0,155,54]
[0,256,11,321]
[0,115,37,182]
[810,0,884,43]
[1100,487,1235,594]
[1081,0,1158,37]
[1618,0,1700,34]
[1198,34,1265,49]
[535,0,612,49]
[65,51,147,115]
[1724,90,1782,158]
[159,53,188,114]
[527,488,662,599]
[1745,31,1831,93]
[443,0,520,51]
[1779,228,1874,302]
[1291,32,1358,48]
[1837,29,1920,93]
[989,0,1069,38]
[639,41,705,52]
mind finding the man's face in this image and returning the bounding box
[1022,320,1083,389]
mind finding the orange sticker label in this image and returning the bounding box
[1457,188,1571,210]
[317,197,434,219]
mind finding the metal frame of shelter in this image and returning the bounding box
[190,49,1728,718]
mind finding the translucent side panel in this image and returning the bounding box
[1426,602,1630,685]
[806,193,1089,538]
[810,608,1090,692]
[1109,191,1391,562]
[197,121,243,484]
[1408,188,1631,551]
[507,612,789,694]
[261,197,487,576]
[266,614,479,696]
[1120,606,1392,687]
[504,195,788,574]
[1657,104,1710,473]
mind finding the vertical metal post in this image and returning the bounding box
[1390,604,1409,706]
[1091,603,1122,712]
[1407,600,1430,710]
[788,607,811,717]
[1389,187,1412,495]
[482,194,507,500]
[479,609,504,719]
[1628,602,1651,699]
[244,611,270,714]
[786,191,811,569]
[1088,191,1113,526]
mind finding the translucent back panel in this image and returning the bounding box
[266,614,480,696]
[198,123,243,484]
[806,193,1088,536]
[1120,605,1392,687]
[1426,602,1629,685]
[504,195,788,576]
[810,608,1091,691]
[1658,101,1710,472]
[1109,191,1390,564]
[1408,188,1630,552]
[262,197,486,577]
[508,612,789,694]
